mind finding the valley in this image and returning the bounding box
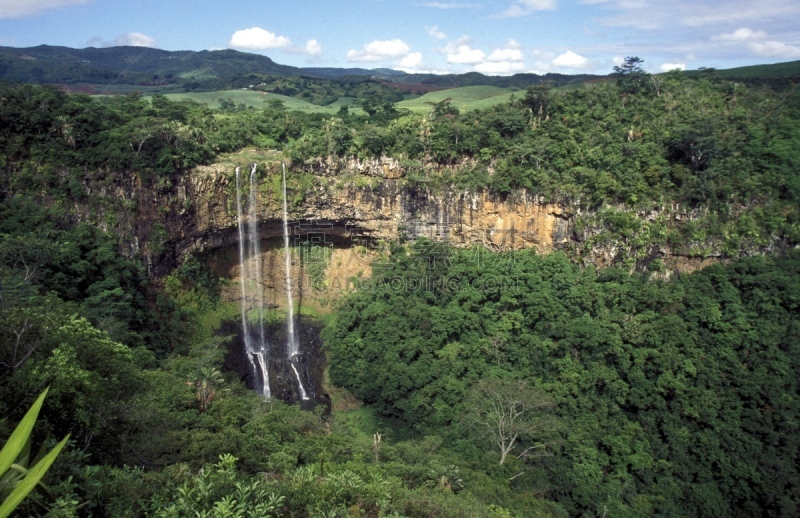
[0,50,799,517]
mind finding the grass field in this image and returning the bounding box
[155,90,343,113]
[80,84,184,95]
[396,85,518,113]
[711,59,800,78]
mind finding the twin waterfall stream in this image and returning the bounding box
[234,163,309,401]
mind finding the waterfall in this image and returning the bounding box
[282,163,309,400]
[235,165,271,399]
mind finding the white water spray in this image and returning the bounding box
[282,163,309,400]
[235,165,270,399]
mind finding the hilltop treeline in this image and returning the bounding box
[2,70,799,264]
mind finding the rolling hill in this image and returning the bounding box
[396,85,519,113]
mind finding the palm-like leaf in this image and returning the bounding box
[0,388,69,518]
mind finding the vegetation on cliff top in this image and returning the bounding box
[2,62,797,261]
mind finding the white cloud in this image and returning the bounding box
[396,52,425,71]
[659,62,686,71]
[347,39,411,62]
[474,61,526,75]
[436,40,531,74]
[446,44,486,64]
[425,25,447,40]
[589,0,800,30]
[498,0,556,18]
[283,39,324,56]
[0,0,88,18]
[748,40,800,59]
[283,40,322,57]
[552,50,590,69]
[528,61,553,74]
[113,32,157,47]
[612,56,625,66]
[710,27,800,60]
[303,39,323,56]
[488,48,525,62]
[229,27,292,50]
[711,28,768,42]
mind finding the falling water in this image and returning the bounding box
[282,163,309,400]
[235,164,271,399]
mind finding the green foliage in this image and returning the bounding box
[0,388,69,518]
[2,61,800,518]
[153,454,284,517]
[613,56,649,94]
[326,243,800,516]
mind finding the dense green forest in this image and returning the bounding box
[1,61,799,516]
[326,243,800,516]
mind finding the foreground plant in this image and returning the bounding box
[0,388,69,518]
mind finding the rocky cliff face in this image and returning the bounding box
[71,155,775,285]
[151,159,572,274]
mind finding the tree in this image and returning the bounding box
[426,98,459,121]
[613,56,648,94]
[463,378,558,465]
[522,85,551,127]
[190,366,226,412]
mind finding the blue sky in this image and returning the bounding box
[1,0,799,75]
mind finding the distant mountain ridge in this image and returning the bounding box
[0,44,598,91]
[1,44,798,95]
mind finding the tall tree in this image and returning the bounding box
[614,56,648,94]
[463,378,559,465]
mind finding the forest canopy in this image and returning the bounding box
[1,64,799,516]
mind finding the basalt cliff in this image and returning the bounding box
[69,155,774,288]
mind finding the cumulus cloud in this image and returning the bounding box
[659,62,686,71]
[347,39,411,62]
[286,39,323,56]
[487,47,525,62]
[710,27,800,60]
[710,28,768,42]
[425,25,447,39]
[552,50,590,69]
[303,39,323,56]
[0,0,89,18]
[748,40,800,59]
[229,27,292,50]
[445,44,486,64]
[485,40,525,62]
[396,52,425,72]
[498,0,557,18]
[474,61,526,75]
[439,39,530,75]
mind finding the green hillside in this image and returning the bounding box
[714,59,800,78]
[396,85,517,113]
[155,90,341,113]
[684,60,800,89]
